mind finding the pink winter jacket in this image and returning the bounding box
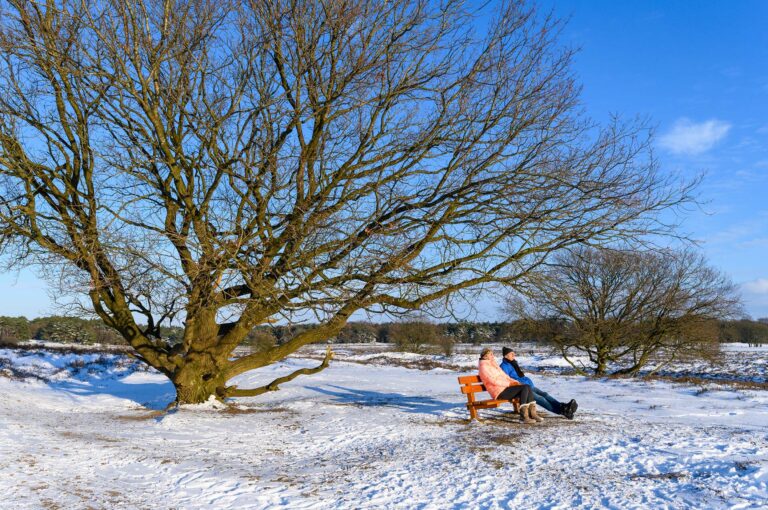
[478,358,519,399]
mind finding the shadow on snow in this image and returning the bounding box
[307,384,457,415]
[47,373,175,410]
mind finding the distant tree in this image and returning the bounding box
[0,0,693,404]
[509,248,742,375]
[32,316,97,344]
[270,324,313,346]
[91,321,127,345]
[488,322,515,344]
[159,326,185,346]
[374,323,392,344]
[243,328,277,353]
[445,322,471,344]
[469,323,494,345]
[719,319,768,346]
[335,322,379,344]
[0,316,29,345]
[389,321,440,353]
[508,317,568,345]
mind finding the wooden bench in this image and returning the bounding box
[458,375,520,420]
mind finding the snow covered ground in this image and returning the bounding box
[1,345,766,509]
[319,342,768,385]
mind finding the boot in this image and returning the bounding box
[519,403,535,424]
[563,399,578,420]
[529,402,544,423]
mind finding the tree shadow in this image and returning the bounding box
[47,373,175,410]
[307,384,457,415]
[1,348,175,410]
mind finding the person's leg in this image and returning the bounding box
[519,385,533,404]
[499,385,535,423]
[532,387,564,415]
[498,384,534,404]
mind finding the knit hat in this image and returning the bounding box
[502,346,513,357]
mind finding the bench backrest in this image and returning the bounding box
[458,374,518,420]
[457,374,488,397]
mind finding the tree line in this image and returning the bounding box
[0,316,171,346]
[2,315,766,350]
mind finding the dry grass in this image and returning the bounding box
[10,343,132,355]
[221,405,297,416]
[630,471,689,481]
[114,410,168,422]
[59,431,122,443]
[40,499,62,510]
[642,374,768,391]
[424,417,472,428]
[489,434,522,447]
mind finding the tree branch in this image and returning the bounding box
[222,347,334,398]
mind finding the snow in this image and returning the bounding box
[1,345,767,509]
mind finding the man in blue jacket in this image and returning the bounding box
[499,346,578,419]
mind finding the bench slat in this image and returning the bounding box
[460,384,486,394]
[457,375,481,385]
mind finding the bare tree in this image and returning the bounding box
[0,0,693,404]
[509,248,742,375]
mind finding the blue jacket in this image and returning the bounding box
[500,358,535,388]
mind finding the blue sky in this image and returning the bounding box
[540,0,768,318]
[1,0,767,320]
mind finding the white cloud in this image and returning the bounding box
[659,118,731,155]
[742,278,768,295]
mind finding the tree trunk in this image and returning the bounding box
[612,350,652,376]
[170,353,229,404]
[594,357,607,376]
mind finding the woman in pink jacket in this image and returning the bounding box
[478,347,541,424]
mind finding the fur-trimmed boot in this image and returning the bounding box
[519,403,535,424]
[529,402,544,423]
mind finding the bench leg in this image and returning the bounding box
[468,405,478,421]
[513,402,520,414]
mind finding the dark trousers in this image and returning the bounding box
[498,384,534,404]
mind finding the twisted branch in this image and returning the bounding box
[222,347,334,398]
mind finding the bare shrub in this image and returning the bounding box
[389,322,439,354]
[388,321,454,355]
[434,335,456,357]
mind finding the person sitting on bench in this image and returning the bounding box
[499,346,578,419]
[478,347,542,424]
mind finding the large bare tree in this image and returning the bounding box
[508,248,742,375]
[0,0,692,404]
